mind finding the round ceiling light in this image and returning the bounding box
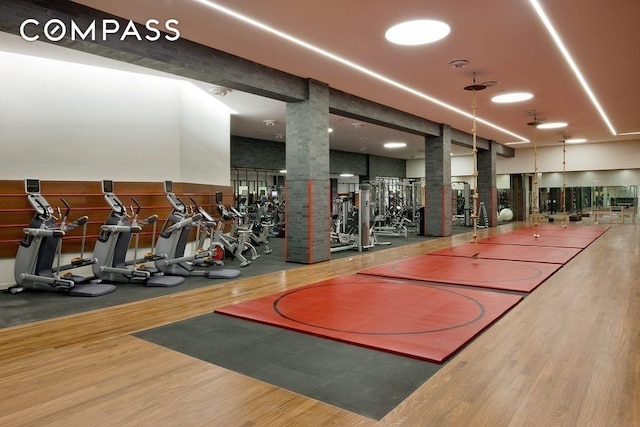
[383,142,407,148]
[537,122,568,129]
[385,20,450,45]
[491,92,534,103]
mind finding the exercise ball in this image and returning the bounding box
[499,208,514,221]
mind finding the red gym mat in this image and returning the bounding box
[478,232,597,248]
[428,243,581,264]
[216,275,522,363]
[358,254,561,292]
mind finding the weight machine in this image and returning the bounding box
[452,181,472,226]
[369,177,421,237]
[330,184,389,253]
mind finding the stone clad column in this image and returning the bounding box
[424,124,453,236]
[478,140,498,227]
[285,80,330,263]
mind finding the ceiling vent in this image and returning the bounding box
[449,59,470,69]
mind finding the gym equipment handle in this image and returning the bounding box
[165,213,203,234]
[101,225,143,233]
[24,228,65,238]
[63,215,89,232]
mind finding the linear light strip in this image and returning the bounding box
[528,0,617,136]
[193,0,530,142]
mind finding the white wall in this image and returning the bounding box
[0,51,232,184]
[497,141,640,174]
[409,156,510,189]
[0,52,177,180]
[407,155,475,178]
[179,83,231,185]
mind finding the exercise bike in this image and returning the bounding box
[233,200,273,255]
[216,204,257,267]
[11,179,116,296]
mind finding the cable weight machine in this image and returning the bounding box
[369,177,421,238]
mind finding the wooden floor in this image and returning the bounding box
[1,222,638,426]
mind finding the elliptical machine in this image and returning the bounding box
[230,200,272,255]
[153,181,241,279]
[92,180,184,287]
[12,179,116,296]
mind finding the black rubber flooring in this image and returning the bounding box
[1,232,443,329]
[135,312,441,420]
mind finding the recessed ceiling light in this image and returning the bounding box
[328,127,334,133]
[566,138,587,143]
[385,20,450,45]
[383,142,407,148]
[492,92,534,103]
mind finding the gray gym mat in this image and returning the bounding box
[135,312,441,420]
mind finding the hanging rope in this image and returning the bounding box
[561,135,567,228]
[464,75,486,258]
[532,117,540,238]
[471,85,479,257]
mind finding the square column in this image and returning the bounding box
[510,174,527,221]
[424,124,453,237]
[478,141,498,227]
[285,80,330,263]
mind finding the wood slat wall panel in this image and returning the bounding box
[0,180,232,258]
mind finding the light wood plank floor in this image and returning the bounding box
[0,222,638,426]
